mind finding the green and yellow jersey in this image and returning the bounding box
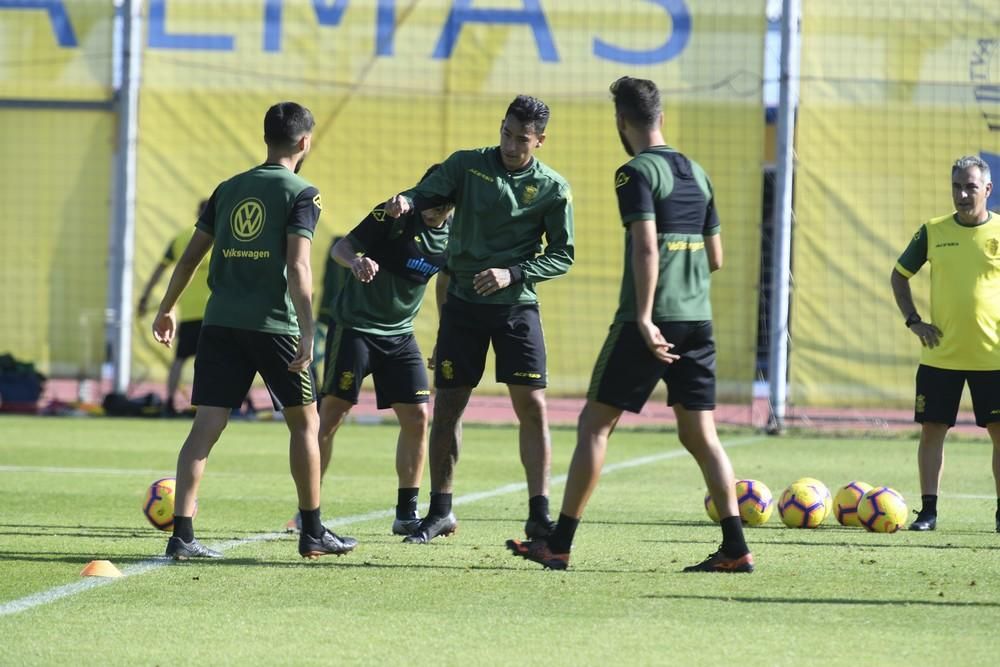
[612,146,719,323]
[162,226,210,323]
[895,211,1000,370]
[399,147,574,305]
[196,163,322,335]
[334,206,449,336]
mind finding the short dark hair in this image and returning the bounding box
[505,95,549,134]
[609,76,661,130]
[264,101,315,149]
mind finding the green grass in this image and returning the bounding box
[1,416,998,666]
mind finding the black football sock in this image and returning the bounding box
[720,516,749,558]
[429,492,452,517]
[299,508,324,538]
[920,494,938,516]
[397,487,419,519]
[529,494,550,520]
[547,513,579,554]
[172,516,194,543]
[995,498,999,520]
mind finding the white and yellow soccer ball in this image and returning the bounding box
[703,479,774,526]
[793,477,833,521]
[778,481,828,528]
[856,486,908,533]
[833,481,874,527]
[143,477,177,531]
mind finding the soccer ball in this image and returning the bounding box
[856,486,908,533]
[833,481,874,527]
[778,482,827,528]
[143,477,177,531]
[702,479,773,526]
[793,477,833,520]
[737,479,774,526]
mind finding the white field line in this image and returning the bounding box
[0,434,757,617]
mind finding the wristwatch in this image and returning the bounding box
[904,312,922,328]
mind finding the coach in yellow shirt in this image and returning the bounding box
[138,200,211,415]
[891,155,999,533]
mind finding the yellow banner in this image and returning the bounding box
[791,0,999,407]
[0,0,113,101]
[131,0,765,399]
[0,109,112,376]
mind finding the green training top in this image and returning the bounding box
[612,146,720,323]
[334,206,449,336]
[400,147,574,305]
[895,211,1000,370]
[196,163,322,335]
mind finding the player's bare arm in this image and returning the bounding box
[630,219,679,364]
[705,233,723,272]
[428,271,451,370]
[286,234,315,372]
[890,268,942,348]
[332,236,379,283]
[152,229,213,347]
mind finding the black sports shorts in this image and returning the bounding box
[914,364,1000,427]
[433,296,546,388]
[175,320,202,361]
[192,325,315,409]
[588,320,716,413]
[321,325,429,409]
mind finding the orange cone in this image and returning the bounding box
[80,560,123,578]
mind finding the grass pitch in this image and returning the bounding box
[1,416,998,666]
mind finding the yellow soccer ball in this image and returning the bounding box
[143,477,177,531]
[705,479,774,526]
[794,477,833,521]
[778,482,827,528]
[833,481,874,527]
[857,486,908,533]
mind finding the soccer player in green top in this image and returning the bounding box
[891,155,1000,533]
[152,101,356,560]
[507,76,754,572]
[385,95,575,544]
[286,165,453,536]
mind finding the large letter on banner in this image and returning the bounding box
[432,0,557,62]
[0,0,76,47]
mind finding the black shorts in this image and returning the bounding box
[322,326,429,409]
[434,297,546,388]
[588,321,716,413]
[175,320,202,360]
[914,364,1000,427]
[192,325,315,409]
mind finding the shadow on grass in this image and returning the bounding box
[642,593,1000,608]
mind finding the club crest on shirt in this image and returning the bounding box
[522,184,539,205]
[615,171,629,188]
[986,238,999,257]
